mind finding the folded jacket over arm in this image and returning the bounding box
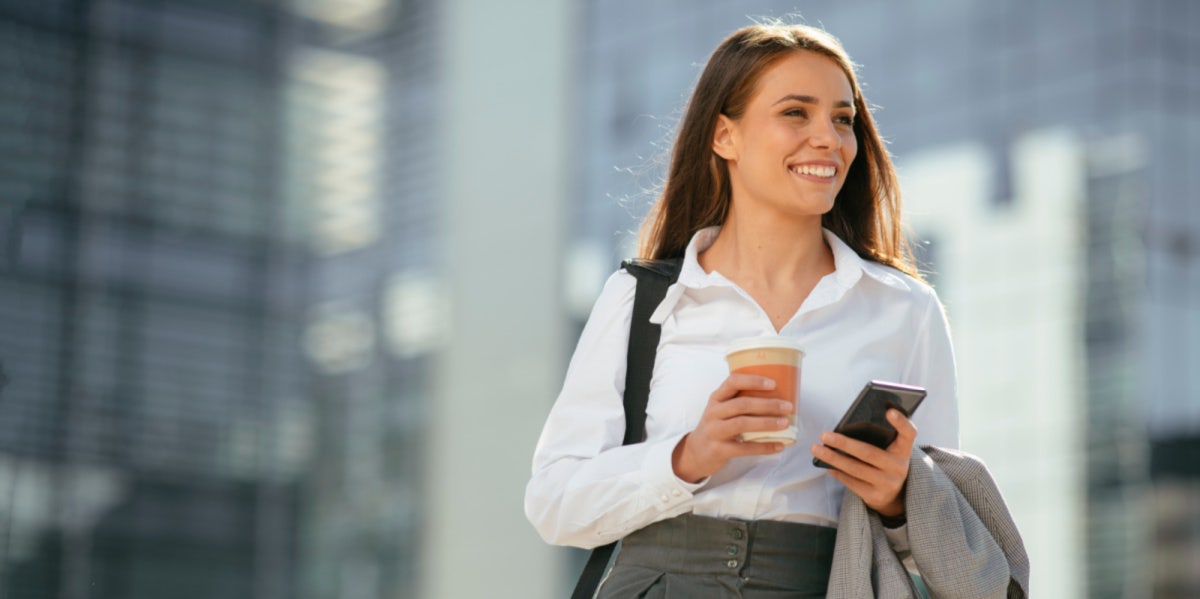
[827,446,1031,599]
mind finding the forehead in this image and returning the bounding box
[750,50,854,105]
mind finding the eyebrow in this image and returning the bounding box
[773,94,854,110]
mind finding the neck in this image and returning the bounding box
[698,206,834,290]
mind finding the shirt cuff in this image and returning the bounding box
[882,520,911,556]
[642,433,705,509]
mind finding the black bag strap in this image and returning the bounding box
[571,257,683,599]
[618,258,682,443]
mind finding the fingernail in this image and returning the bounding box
[777,418,789,427]
[821,432,834,444]
[779,401,793,413]
[761,378,776,389]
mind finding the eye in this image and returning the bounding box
[835,114,855,126]
[783,107,808,118]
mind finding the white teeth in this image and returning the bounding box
[791,165,836,177]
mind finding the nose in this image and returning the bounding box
[808,117,841,150]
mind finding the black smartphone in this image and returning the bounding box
[812,380,926,469]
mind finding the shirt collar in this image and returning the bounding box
[648,226,910,324]
[676,226,911,292]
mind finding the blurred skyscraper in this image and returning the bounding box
[1,0,575,595]
[571,0,1199,597]
[0,0,445,597]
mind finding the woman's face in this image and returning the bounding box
[714,50,858,222]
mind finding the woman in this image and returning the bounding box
[526,23,958,597]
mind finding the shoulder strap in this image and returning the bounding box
[571,257,682,599]
[616,258,683,444]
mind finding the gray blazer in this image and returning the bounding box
[827,446,1031,598]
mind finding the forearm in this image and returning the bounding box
[525,433,701,548]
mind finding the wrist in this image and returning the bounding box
[671,434,705,483]
[873,489,907,528]
[873,479,907,519]
[872,497,905,519]
[877,510,907,529]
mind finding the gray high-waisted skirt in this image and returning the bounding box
[596,513,836,598]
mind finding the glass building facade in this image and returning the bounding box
[0,0,437,596]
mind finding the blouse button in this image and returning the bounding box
[731,529,744,540]
[726,560,738,568]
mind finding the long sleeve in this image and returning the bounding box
[901,288,959,450]
[885,287,960,565]
[524,271,702,549]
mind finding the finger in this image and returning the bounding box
[710,397,792,420]
[732,440,787,456]
[813,437,909,509]
[825,467,860,489]
[819,431,890,469]
[826,464,908,513]
[825,468,886,505]
[810,443,877,480]
[710,374,777,403]
[825,467,878,499]
[886,409,918,450]
[714,415,791,440]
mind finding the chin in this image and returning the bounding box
[789,197,836,217]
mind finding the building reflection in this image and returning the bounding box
[0,0,433,597]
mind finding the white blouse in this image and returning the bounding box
[525,227,959,549]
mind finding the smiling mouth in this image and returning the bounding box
[789,164,837,179]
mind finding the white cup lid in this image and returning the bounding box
[725,336,805,356]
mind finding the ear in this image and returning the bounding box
[712,114,738,161]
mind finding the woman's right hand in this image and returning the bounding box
[671,374,792,483]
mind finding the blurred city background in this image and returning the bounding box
[0,0,1197,597]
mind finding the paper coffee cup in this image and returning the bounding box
[725,336,805,445]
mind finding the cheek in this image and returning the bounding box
[842,135,858,164]
[761,125,798,156]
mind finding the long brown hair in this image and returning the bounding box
[637,23,920,279]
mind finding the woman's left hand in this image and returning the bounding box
[809,409,915,518]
